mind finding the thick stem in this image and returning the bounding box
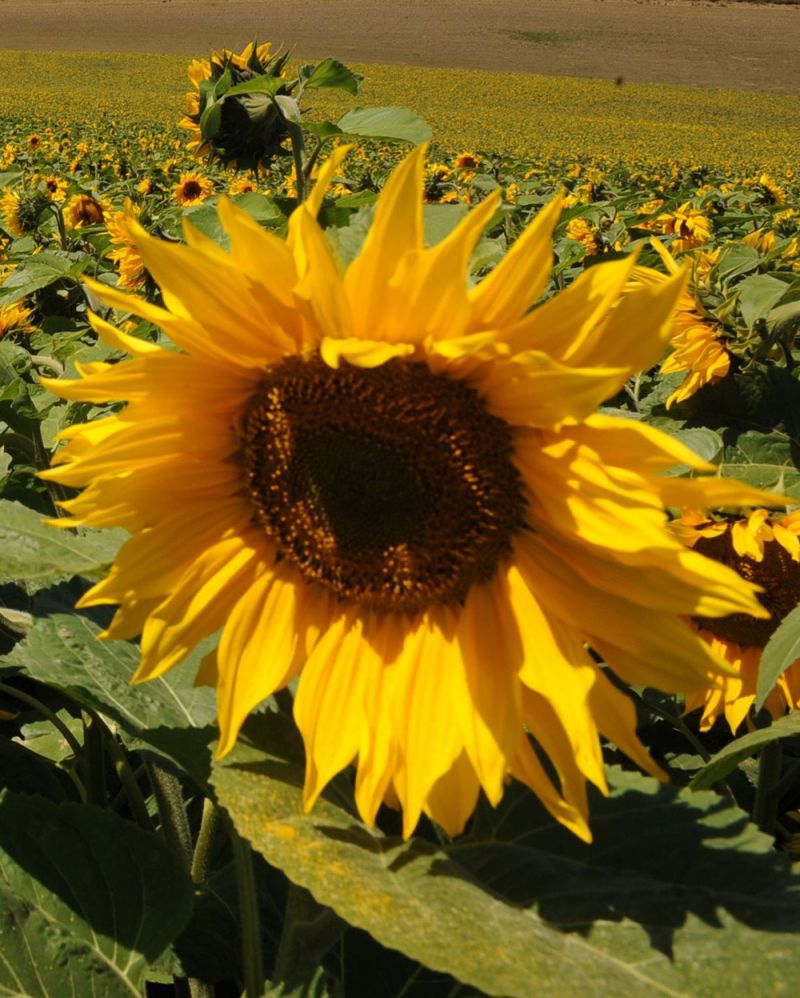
[146,761,193,871]
[288,123,307,204]
[190,797,222,884]
[753,740,783,835]
[229,819,265,998]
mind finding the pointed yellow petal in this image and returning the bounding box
[468,195,561,332]
[344,144,427,339]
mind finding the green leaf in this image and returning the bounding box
[738,273,790,329]
[302,120,344,140]
[199,98,222,140]
[213,715,800,998]
[0,252,87,304]
[0,499,127,591]
[336,107,431,144]
[691,711,800,789]
[667,427,723,470]
[714,243,761,280]
[225,76,284,99]
[2,614,217,784]
[755,605,800,712]
[0,792,193,996]
[303,58,363,95]
[423,203,469,246]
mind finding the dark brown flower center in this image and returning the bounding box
[692,528,800,647]
[239,354,525,612]
[182,181,202,199]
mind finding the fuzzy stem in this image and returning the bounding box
[229,820,265,998]
[753,740,783,835]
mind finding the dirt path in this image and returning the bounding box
[1,0,799,93]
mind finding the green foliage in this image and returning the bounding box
[0,792,194,995]
[214,712,800,998]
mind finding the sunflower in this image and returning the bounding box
[173,172,215,207]
[0,190,24,237]
[0,300,35,338]
[105,200,147,291]
[656,201,712,254]
[181,42,292,170]
[565,217,602,257]
[0,188,46,237]
[64,193,107,229]
[453,152,481,170]
[632,238,730,408]
[41,147,778,842]
[40,175,68,203]
[674,510,800,733]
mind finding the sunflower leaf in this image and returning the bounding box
[755,604,800,713]
[1,613,217,785]
[336,107,432,145]
[691,711,800,789]
[0,499,127,591]
[0,791,193,996]
[213,716,800,998]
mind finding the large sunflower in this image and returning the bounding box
[674,509,800,732]
[41,147,778,841]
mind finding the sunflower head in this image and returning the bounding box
[676,509,800,731]
[173,172,215,207]
[64,193,106,229]
[0,300,35,338]
[181,42,294,170]
[0,188,48,237]
[41,147,783,841]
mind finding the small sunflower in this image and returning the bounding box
[173,172,215,207]
[64,193,107,229]
[454,152,481,170]
[0,188,46,237]
[40,175,68,203]
[41,147,777,841]
[632,238,730,408]
[656,201,712,254]
[105,200,147,291]
[565,217,602,257]
[0,300,35,338]
[675,509,800,732]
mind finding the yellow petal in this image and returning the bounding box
[468,195,562,331]
[344,144,427,339]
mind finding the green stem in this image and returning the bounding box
[146,761,193,872]
[82,710,107,805]
[99,726,153,832]
[190,797,221,884]
[229,819,265,998]
[627,687,738,803]
[288,123,307,204]
[753,740,783,835]
[0,680,84,760]
[29,418,71,517]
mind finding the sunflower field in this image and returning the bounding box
[1,39,800,998]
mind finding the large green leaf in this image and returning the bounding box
[0,252,88,304]
[0,792,193,996]
[755,604,800,712]
[336,107,431,144]
[0,499,127,591]
[1,614,217,784]
[737,273,791,329]
[691,712,800,790]
[213,713,800,998]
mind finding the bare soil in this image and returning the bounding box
[1,0,799,93]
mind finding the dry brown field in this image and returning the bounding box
[1,0,799,93]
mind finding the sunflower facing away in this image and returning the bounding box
[632,238,731,408]
[673,509,800,733]
[40,147,780,841]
